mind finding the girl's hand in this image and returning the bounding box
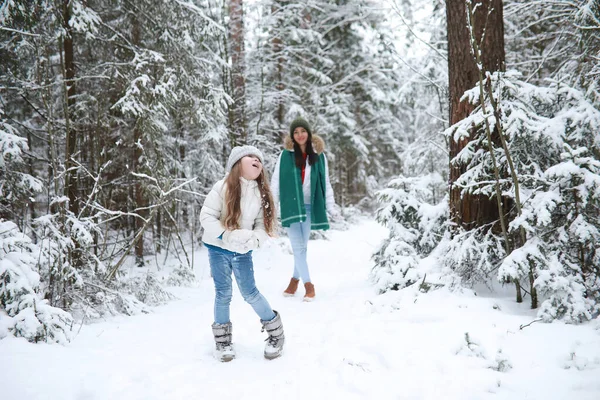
[223,229,254,246]
[223,229,261,252]
[245,233,260,250]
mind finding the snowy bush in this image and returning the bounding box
[0,107,42,221]
[123,273,176,306]
[69,278,152,320]
[27,203,159,323]
[33,206,105,310]
[455,332,488,359]
[166,265,197,287]
[369,17,449,292]
[0,220,73,343]
[489,349,513,372]
[371,174,448,293]
[562,347,599,371]
[501,78,600,322]
[445,70,600,322]
[441,224,506,287]
[70,271,174,320]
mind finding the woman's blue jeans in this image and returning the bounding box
[207,245,275,324]
[286,204,312,283]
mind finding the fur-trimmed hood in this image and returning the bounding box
[283,134,325,154]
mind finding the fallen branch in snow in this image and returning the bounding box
[418,274,445,293]
[519,318,542,330]
[420,274,427,289]
[343,358,372,373]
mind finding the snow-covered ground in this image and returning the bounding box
[1,219,599,400]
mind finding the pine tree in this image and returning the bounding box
[446,0,506,228]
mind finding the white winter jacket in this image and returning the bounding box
[200,177,270,252]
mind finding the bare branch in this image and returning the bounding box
[519,318,543,330]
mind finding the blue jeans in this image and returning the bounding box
[207,244,276,324]
[286,204,312,283]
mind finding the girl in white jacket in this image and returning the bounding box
[200,145,284,362]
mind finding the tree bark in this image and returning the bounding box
[131,18,147,267]
[178,118,188,230]
[133,123,147,267]
[446,0,505,229]
[62,0,79,216]
[272,1,285,140]
[228,0,247,145]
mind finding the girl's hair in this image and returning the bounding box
[292,130,319,168]
[223,160,276,236]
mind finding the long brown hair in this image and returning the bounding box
[223,161,276,236]
[292,130,319,168]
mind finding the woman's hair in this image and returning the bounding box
[292,130,319,168]
[223,161,276,236]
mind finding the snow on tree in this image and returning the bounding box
[246,0,332,164]
[0,220,73,343]
[444,70,600,322]
[370,0,449,293]
[0,0,224,328]
[373,0,599,323]
[0,107,43,223]
[247,0,406,207]
[371,174,448,293]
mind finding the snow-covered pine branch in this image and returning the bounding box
[0,220,73,344]
[445,69,600,322]
[371,174,448,293]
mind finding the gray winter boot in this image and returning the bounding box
[212,322,235,362]
[261,310,285,360]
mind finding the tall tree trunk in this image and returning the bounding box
[446,0,505,229]
[272,1,285,140]
[178,119,188,229]
[228,0,247,145]
[62,0,78,216]
[26,129,37,240]
[61,0,84,280]
[133,122,147,267]
[156,209,162,254]
[447,0,523,302]
[131,18,147,267]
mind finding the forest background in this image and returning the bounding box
[1,0,599,343]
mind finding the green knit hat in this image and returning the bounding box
[289,117,312,137]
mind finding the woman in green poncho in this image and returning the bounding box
[270,117,337,301]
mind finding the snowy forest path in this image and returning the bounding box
[1,220,391,399]
[2,219,600,400]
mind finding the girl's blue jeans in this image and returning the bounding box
[286,204,312,283]
[207,244,276,324]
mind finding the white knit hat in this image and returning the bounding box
[226,145,264,172]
